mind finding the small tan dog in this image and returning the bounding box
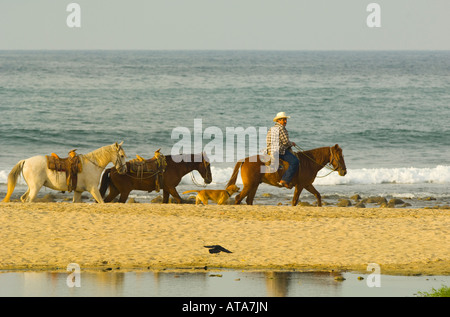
[183,184,240,205]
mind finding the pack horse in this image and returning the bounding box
[99,153,212,203]
[1,142,127,203]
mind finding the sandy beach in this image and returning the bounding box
[0,202,449,276]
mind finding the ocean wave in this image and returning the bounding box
[1,165,449,187]
[183,165,450,186]
[313,165,450,186]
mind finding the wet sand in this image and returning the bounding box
[0,203,449,275]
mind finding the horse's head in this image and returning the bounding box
[113,141,128,174]
[198,152,212,184]
[330,144,347,176]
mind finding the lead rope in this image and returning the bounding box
[190,172,207,187]
[190,159,209,187]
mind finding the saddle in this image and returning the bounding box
[262,152,295,188]
[128,149,167,192]
[46,149,82,192]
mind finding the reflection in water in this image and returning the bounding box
[1,270,449,297]
[263,271,347,297]
[265,271,289,297]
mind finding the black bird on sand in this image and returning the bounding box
[204,245,232,254]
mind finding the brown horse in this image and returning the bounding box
[99,153,212,203]
[226,144,347,206]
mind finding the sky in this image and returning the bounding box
[1,0,449,50]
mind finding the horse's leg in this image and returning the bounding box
[234,189,244,204]
[234,184,251,205]
[89,187,105,204]
[104,183,120,203]
[304,184,322,207]
[235,162,262,205]
[118,190,131,203]
[26,182,44,202]
[21,168,45,202]
[20,189,30,203]
[245,184,259,205]
[166,187,182,204]
[73,191,82,203]
[162,189,170,203]
[16,156,53,203]
[292,185,304,206]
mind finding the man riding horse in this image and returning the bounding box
[227,112,346,206]
[266,112,300,188]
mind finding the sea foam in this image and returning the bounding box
[181,165,450,186]
[313,165,450,186]
[1,165,449,187]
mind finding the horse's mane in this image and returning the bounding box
[81,144,117,167]
[296,147,330,167]
[166,153,208,163]
[298,146,329,156]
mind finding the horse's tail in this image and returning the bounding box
[99,168,112,198]
[182,190,200,195]
[226,160,244,188]
[2,160,25,203]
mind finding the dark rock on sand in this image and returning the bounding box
[362,196,388,205]
[418,196,436,201]
[337,199,352,207]
[389,198,405,205]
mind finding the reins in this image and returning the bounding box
[81,154,103,170]
[293,145,338,178]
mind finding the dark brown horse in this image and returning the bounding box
[226,144,347,206]
[99,153,212,203]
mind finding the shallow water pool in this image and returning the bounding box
[0,270,448,297]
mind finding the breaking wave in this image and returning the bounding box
[182,165,450,186]
[2,165,449,187]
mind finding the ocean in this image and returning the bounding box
[0,50,449,207]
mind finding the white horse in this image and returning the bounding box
[1,142,127,203]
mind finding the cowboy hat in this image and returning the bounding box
[273,112,291,122]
